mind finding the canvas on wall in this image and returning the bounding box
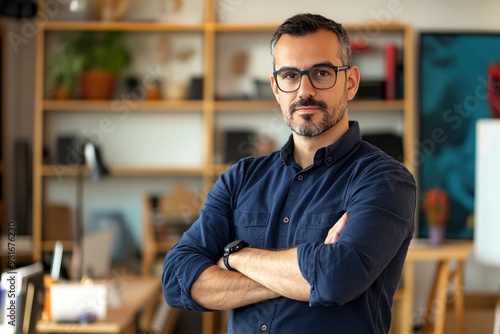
[418,32,500,239]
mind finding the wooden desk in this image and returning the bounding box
[398,239,473,334]
[36,276,161,334]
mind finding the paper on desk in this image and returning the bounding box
[50,283,107,322]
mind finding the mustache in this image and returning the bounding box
[290,97,327,112]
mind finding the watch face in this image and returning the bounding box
[225,240,248,253]
[227,240,243,248]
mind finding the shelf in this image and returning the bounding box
[214,99,404,112]
[42,240,73,252]
[343,22,410,32]
[213,23,277,32]
[43,100,403,112]
[43,100,204,112]
[213,22,409,33]
[212,164,232,175]
[349,99,405,111]
[42,165,204,177]
[42,21,205,32]
[215,100,278,111]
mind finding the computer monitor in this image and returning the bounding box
[0,262,44,334]
[16,263,45,334]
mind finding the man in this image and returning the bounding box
[163,13,416,334]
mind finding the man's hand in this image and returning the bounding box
[217,257,227,270]
[324,212,348,244]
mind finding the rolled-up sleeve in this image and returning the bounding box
[297,162,416,306]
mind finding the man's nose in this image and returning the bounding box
[297,74,316,98]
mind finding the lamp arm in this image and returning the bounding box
[72,164,85,280]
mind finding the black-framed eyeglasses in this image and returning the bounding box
[273,65,350,93]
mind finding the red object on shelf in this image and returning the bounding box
[384,43,397,100]
[350,40,370,53]
[488,63,500,118]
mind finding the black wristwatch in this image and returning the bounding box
[223,240,250,271]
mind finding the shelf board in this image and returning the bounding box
[350,99,404,111]
[212,164,233,175]
[42,21,205,32]
[215,99,404,112]
[215,100,279,111]
[42,240,73,252]
[43,100,204,112]
[42,165,204,177]
[41,21,408,33]
[214,22,408,33]
[213,23,278,32]
[344,22,409,32]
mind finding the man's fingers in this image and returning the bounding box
[325,212,348,244]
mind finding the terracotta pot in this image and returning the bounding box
[81,70,117,100]
[53,86,71,100]
[146,87,162,100]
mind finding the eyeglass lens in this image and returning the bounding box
[276,67,338,92]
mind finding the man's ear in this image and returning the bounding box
[270,74,280,104]
[346,66,360,101]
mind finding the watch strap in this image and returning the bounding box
[223,252,235,271]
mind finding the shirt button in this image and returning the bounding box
[261,324,268,331]
[283,217,289,224]
[297,175,304,181]
[326,156,333,163]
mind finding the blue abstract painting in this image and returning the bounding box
[419,33,500,239]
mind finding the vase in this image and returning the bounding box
[53,86,71,100]
[429,226,445,246]
[81,70,117,100]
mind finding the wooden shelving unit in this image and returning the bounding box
[32,1,416,333]
[32,0,415,262]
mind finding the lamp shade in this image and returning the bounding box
[474,119,500,266]
[83,142,110,181]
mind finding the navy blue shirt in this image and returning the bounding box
[163,121,416,334]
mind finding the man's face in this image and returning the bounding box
[270,29,356,138]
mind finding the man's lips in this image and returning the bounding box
[294,106,322,114]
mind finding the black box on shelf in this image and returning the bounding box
[224,130,255,164]
[355,80,385,100]
[187,77,204,100]
[56,136,80,165]
[362,133,403,162]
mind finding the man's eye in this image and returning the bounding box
[282,71,298,80]
[315,69,332,77]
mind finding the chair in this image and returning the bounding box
[141,184,201,334]
[141,183,201,276]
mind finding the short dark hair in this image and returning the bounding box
[270,13,351,69]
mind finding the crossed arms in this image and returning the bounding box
[190,213,348,310]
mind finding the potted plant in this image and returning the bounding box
[46,52,85,99]
[64,31,131,99]
[422,187,450,246]
[145,77,162,100]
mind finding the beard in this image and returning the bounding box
[283,90,348,137]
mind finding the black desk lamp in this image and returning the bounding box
[73,141,110,280]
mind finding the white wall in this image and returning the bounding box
[3,0,500,325]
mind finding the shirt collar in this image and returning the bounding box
[280,121,362,167]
